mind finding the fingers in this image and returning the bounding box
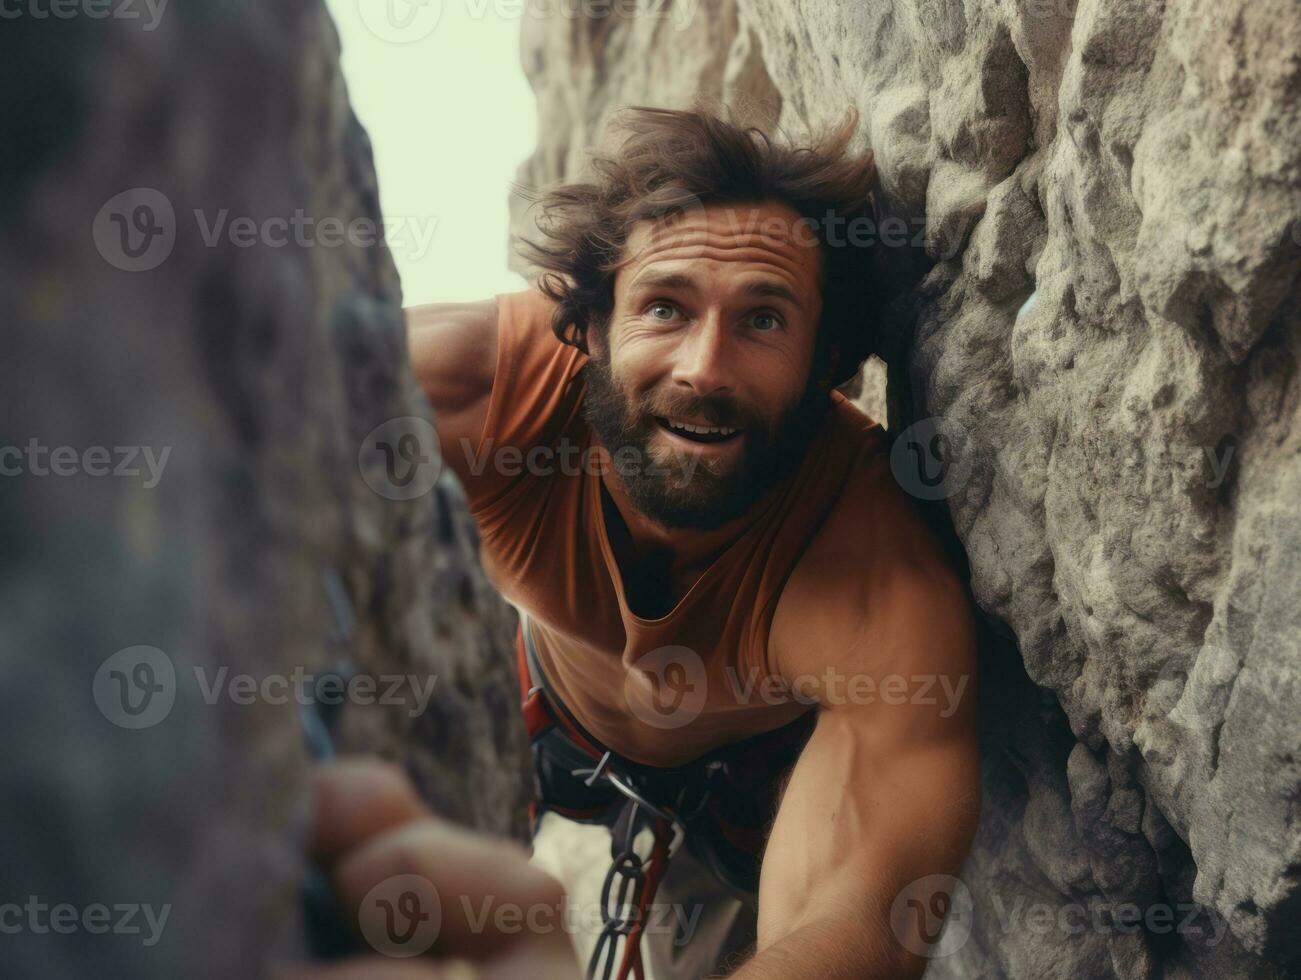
[311,758,429,863]
[333,818,568,961]
[302,759,578,977]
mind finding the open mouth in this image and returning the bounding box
[653,416,743,445]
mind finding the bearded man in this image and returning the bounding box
[397,104,981,979]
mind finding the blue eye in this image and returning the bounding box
[751,311,782,331]
[647,301,678,321]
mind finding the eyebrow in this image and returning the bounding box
[629,271,807,312]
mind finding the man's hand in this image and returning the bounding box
[279,758,581,980]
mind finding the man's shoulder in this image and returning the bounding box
[492,286,584,384]
[769,418,973,685]
[805,403,944,577]
[488,285,589,446]
[457,286,588,514]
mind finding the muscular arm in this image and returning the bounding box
[732,521,982,977]
[406,297,499,486]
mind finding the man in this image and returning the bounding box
[297,105,980,979]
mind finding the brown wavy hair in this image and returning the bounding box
[512,101,897,390]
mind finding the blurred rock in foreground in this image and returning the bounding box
[0,5,530,979]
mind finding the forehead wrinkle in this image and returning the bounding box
[624,240,817,278]
[631,223,819,258]
[623,245,820,312]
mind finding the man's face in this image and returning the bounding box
[582,199,829,530]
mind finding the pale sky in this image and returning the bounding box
[325,0,537,305]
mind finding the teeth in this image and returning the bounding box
[667,419,737,436]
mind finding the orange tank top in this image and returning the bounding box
[459,288,886,767]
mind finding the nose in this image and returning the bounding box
[670,309,733,397]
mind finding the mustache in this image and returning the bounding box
[641,393,749,429]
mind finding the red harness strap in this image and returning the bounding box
[516,619,605,754]
[516,622,615,830]
[516,622,677,980]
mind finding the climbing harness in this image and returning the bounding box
[516,611,816,980]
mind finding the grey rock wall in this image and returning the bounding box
[1,5,530,978]
[507,0,1300,976]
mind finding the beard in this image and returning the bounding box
[580,349,831,531]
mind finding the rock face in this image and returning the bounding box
[509,1,1300,976]
[1,5,530,979]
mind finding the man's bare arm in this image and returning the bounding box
[406,298,499,485]
[732,561,982,979]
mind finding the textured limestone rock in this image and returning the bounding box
[508,0,1300,975]
[0,5,529,978]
